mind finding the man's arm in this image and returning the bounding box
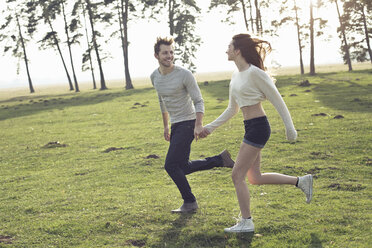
[162,111,170,141]
[151,73,171,141]
[184,70,205,114]
[194,112,204,141]
[183,70,205,140]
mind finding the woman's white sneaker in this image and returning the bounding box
[298,174,313,203]
[224,218,254,233]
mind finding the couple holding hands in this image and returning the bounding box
[150,34,313,233]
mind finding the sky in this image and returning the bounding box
[0,1,344,89]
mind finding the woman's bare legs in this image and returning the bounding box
[231,142,261,219]
[232,142,298,219]
[247,153,298,185]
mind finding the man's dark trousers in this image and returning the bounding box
[164,119,223,203]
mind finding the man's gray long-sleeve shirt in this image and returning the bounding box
[151,66,204,124]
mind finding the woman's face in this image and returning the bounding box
[226,40,237,61]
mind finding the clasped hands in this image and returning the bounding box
[194,125,210,141]
[163,125,211,142]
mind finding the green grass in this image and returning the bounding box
[0,68,371,247]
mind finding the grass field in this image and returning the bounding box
[0,65,371,247]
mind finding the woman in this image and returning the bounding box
[200,34,313,233]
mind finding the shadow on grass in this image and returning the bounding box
[0,87,154,121]
[2,69,370,121]
[235,232,254,247]
[310,233,323,248]
[184,232,253,248]
[150,212,254,247]
[311,70,372,113]
[201,70,372,114]
[199,80,230,102]
[150,213,194,247]
[200,76,305,103]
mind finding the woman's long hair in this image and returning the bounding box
[232,34,272,70]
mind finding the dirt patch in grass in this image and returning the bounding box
[299,80,311,87]
[305,166,340,178]
[327,183,366,191]
[103,146,142,153]
[42,141,68,148]
[103,147,125,153]
[312,113,328,116]
[307,167,322,176]
[363,157,372,166]
[125,239,146,247]
[310,151,333,159]
[333,115,344,119]
[0,235,13,244]
[145,154,160,159]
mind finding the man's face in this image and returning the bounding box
[226,41,237,61]
[155,44,174,68]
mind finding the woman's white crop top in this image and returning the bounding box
[204,64,297,141]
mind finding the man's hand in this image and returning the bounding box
[161,112,170,141]
[194,112,204,141]
[194,125,203,141]
[164,126,170,141]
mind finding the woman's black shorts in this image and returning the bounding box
[243,116,271,148]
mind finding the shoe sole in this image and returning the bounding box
[307,175,313,204]
[224,229,254,233]
[171,209,198,214]
[224,161,234,168]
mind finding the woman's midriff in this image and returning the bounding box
[240,102,266,121]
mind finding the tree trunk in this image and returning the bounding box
[239,0,249,31]
[248,0,255,33]
[16,15,34,93]
[82,4,96,89]
[118,1,126,83]
[309,1,315,75]
[168,0,175,35]
[254,0,260,35]
[121,0,133,89]
[253,0,263,35]
[86,0,107,90]
[361,5,372,63]
[62,1,79,92]
[294,0,304,74]
[47,18,74,90]
[335,0,352,71]
[259,12,263,36]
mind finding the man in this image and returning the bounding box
[150,37,234,213]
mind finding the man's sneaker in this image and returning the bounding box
[171,201,198,213]
[224,218,254,233]
[297,174,313,203]
[220,149,234,168]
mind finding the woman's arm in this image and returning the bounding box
[204,85,239,134]
[255,70,297,141]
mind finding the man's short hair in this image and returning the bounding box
[154,37,174,55]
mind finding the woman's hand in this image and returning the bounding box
[286,128,297,142]
[198,127,211,139]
